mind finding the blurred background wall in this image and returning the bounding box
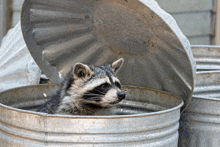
[0,0,218,45]
[157,0,217,45]
[0,0,12,43]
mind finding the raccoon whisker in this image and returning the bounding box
[121,90,127,94]
[85,97,101,101]
[84,92,102,95]
[83,94,104,96]
[83,93,99,95]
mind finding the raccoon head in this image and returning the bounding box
[66,58,125,109]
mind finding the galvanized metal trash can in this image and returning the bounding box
[179,71,220,147]
[0,84,183,146]
[21,0,196,112]
[191,45,220,71]
[0,0,196,146]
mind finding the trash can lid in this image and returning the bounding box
[21,0,196,112]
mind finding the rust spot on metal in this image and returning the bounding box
[147,40,155,48]
[151,43,155,48]
[108,46,139,57]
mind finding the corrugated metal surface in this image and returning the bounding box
[7,0,217,45]
[21,0,195,112]
[193,71,220,97]
[179,96,220,147]
[191,45,220,71]
[179,71,220,147]
[0,84,183,146]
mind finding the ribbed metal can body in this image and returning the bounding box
[191,45,220,71]
[179,96,220,147]
[179,71,220,147]
[0,84,183,147]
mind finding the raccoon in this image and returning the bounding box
[37,58,126,115]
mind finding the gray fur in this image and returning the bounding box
[37,59,125,115]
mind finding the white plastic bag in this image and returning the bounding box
[0,21,41,92]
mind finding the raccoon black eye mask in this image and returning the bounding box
[37,58,126,115]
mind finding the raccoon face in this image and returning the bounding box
[83,75,125,108]
[67,58,125,108]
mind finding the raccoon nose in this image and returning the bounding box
[117,91,126,100]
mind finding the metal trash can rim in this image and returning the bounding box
[0,84,183,118]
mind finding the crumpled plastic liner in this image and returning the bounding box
[0,21,41,92]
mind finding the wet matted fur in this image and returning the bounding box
[38,58,126,115]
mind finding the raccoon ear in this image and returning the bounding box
[111,58,124,75]
[73,63,93,78]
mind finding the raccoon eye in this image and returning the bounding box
[115,82,121,88]
[100,83,109,89]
